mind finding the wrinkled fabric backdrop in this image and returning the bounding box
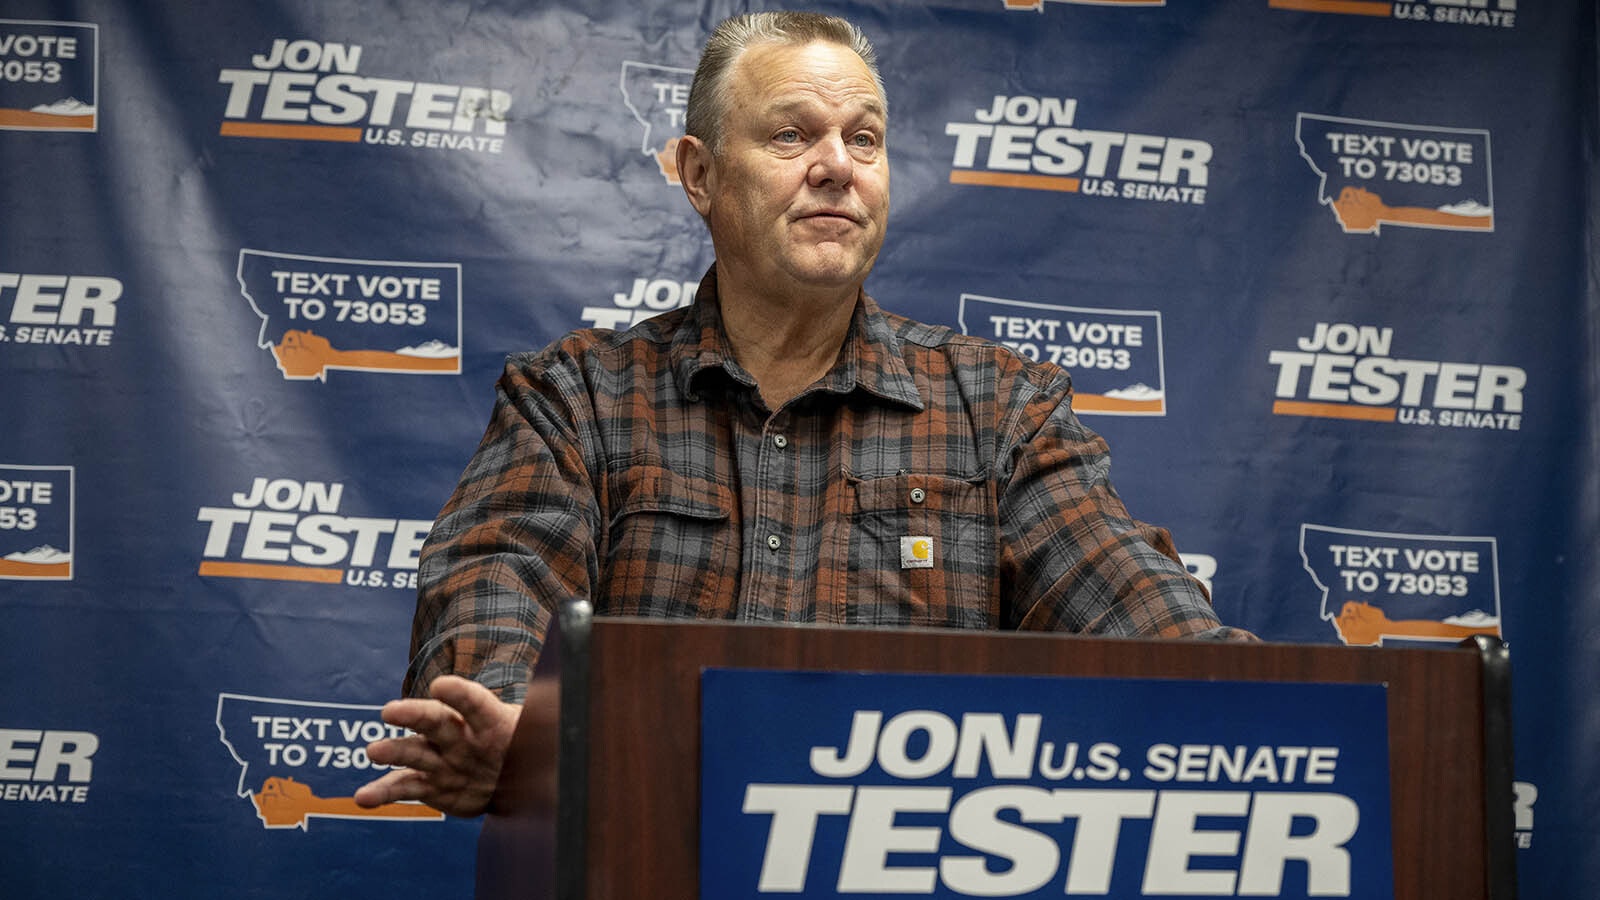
[1,0,1594,897]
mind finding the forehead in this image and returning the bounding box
[727,40,885,122]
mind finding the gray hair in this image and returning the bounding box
[684,11,885,153]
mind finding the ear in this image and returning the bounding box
[677,134,714,217]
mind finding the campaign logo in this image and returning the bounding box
[703,669,1394,898]
[0,727,97,804]
[237,249,462,381]
[216,694,443,829]
[1270,0,1515,28]
[580,275,697,330]
[620,60,693,184]
[1296,114,1493,234]
[946,95,1210,205]
[196,476,431,590]
[1300,524,1502,647]
[217,38,511,153]
[1,272,121,348]
[1268,321,1525,430]
[1178,553,1216,596]
[1513,780,1536,849]
[1004,0,1163,10]
[960,293,1166,416]
[0,20,97,132]
[0,464,73,581]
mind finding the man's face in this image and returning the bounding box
[690,40,889,295]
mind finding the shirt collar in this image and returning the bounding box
[672,264,925,411]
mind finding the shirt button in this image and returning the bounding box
[772,434,788,449]
[767,534,782,551]
[910,487,926,504]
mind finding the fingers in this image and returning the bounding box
[427,675,509,736]
[353,766,425,808]
[365,733,442,772]
[355,676,522,819]
[427,676,524,765]
[379,696,466,745]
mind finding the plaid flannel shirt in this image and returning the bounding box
[405,267,1245,701]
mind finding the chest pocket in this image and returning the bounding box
[600,465,739,619]
[829,473,997,628]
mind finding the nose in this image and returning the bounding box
[806,133,853,189]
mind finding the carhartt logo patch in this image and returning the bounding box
[900,536,934,569]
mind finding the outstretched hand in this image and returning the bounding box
[354,675,523,818]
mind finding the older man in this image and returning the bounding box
[356,11,1244,818]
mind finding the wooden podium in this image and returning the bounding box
[478,601,1516,900]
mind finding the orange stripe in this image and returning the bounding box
[1268,0,1392,16]
[950,170,1082,193]
[1074,395,1166,414]
[199,561,344,583]
[0,560,72,577]
[219,121,363,143]
[1273,400,1398,422]
[0,109,96,130]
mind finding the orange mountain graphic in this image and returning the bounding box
[251,776,442,828]
[1332,600,1500,646]
[1,546,72,578]
[1074,393,1165,414]
[0,109,96,130]
[1331,186,1493,234]
[0,559,72,577]
[271,329,458,379]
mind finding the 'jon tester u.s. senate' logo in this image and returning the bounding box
[581,274,697,330]
[945,95,1210,206]
[196,476,432,590]
[960,294,1167,416]
[1270,0,1515,28]
[217,694,442,830]
[1296,113,1493,235]
[1300,524,1502,647]
[1267,321,1525,431]
[216,38,510,153]
[237,249,462,381]
[701,669,1394,898]
[0,19,97,132]
[620,60,693,185]
[0,464,73,581]
[1,271,122,348]
[0,726,98,804]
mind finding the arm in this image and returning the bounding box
[406,350,604,704]
[997,371,1251,640]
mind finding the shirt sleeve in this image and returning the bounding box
[404,350,604,703]
[996,369,1254,641]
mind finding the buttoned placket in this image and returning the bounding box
[763,428,790,562]
[736,397,802,621]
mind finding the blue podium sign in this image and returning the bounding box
[700,669,1393,899]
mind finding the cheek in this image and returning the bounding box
[859,165,890,212]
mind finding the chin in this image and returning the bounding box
[786,250,878,288]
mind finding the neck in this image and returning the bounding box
[715,268,859,409]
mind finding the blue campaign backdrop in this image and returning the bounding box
[0,1,1594,897]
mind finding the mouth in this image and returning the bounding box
[795,209,862,227]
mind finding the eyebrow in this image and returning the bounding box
[765,96,887,123]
